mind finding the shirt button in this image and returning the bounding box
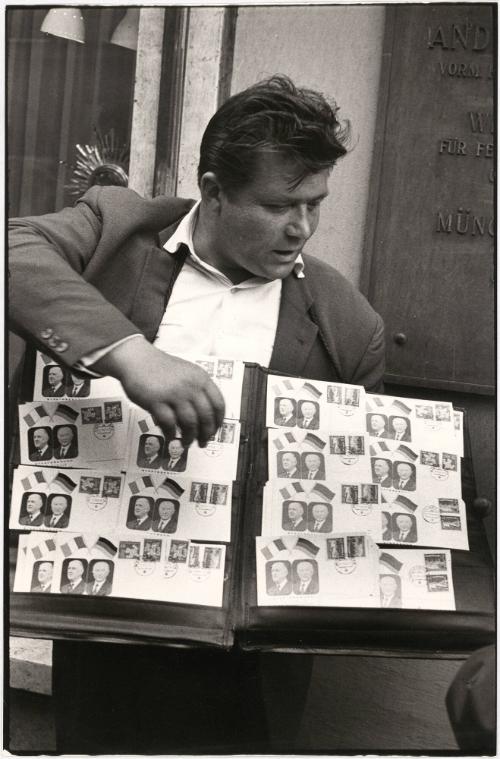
[55,342,68,353]
[230,287,238,294]
[40,328,53,339]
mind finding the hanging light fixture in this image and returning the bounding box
[110,8,139,51]
[40,8,85,44]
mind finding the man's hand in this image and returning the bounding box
[93,337,225,447]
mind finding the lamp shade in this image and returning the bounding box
[110,8,139,51]
[40,8,85,44]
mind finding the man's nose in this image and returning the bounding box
[285,206,312,239]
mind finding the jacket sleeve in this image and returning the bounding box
[8,187,150,367]
[350,312,385,393]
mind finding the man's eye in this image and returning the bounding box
[265,204,289,212]
[307,201,321,212]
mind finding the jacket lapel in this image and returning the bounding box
[270,274,318,375]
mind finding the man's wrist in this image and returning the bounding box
[92,334,150,381]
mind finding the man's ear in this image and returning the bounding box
[199,172,224,211]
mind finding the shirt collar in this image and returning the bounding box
[162,200,305,281]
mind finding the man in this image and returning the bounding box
[30,428,52,461]
[44,494,71,528]
[293,560,319,594]
[137,435,163,469]
[61,559,87,594]
[165,439,187,472]
[389,416,411,442]
[302,452,325,480]
[393,513,417,543]
[54,426,78,459]
[10,76,385,753]
[66,371,91,397]
[381,511,392,541]
[152,499,179,533]
[372,458,392,488]
[393,462,416,491]
[19,493,45,526]
[44,365,65,397]
[267,561,292,595]
[297,401,319,429]
[282,501,306,531]
[31,561,54,593]
[367,413,388,438]
[277,451,301,478]
[127,497,153,531]
[379,574,401,608]
[308,502,332,532]
[276,398,296,427]
[87,561,113,596]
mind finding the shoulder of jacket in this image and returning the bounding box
[77,186,195,232]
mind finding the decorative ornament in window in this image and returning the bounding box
[66,128,129,198]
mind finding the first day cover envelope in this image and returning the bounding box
[127,408,240,481]
[119,472,233,542]
[14,531,226,608]
[256,533,380,607]
[266,375,366,434]
[261,480,382,542]
[10,465,124,534]
[33,352,125,402]
[174,354,245,421]
[365,393,460,453]
[378,548,455,610]
[268,428,372,483]
[19,399,130,469]
[379,495,469,550]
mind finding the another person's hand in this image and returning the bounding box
[94,337,225,447]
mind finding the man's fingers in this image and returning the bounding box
[193,391,220,446]
[151,404,178,442]
[173,401,199,447]
[203,380,226,429]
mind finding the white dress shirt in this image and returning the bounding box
[79,200,305,369]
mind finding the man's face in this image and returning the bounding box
[279,399,293,417]
[380,575,398,595]
[33,429,49,449]
[396,514,412,532]
[51,496,68,516]
[27,494,43,514]
[374,460,389,478]
[38,562,53,585]
[168,440,184,458]
[158,501,175,519]
[281,452,298,472]
[48,367,63,386]
[134,498,151,518]
[57,427,73,447]
[208,153,330,282]
[271,562,288,584]
[144,437,161,456]
[92,562,110,582]
[370,415,385,432]
[287,502,303,520]
[304,454,321,472]
[297,561,314,581]
[392,417,408,434]
[67,560,84,581]
[396,463,412,481]
[301,402,316,420]
[312,503,328,521]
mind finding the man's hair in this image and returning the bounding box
[198,75,349,192]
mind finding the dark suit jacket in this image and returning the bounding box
[283,517,306,531]
[61,579,86,594]
[66,383,90,397]
[54,442,78,460]
[30,447,53,462]
[293,578,319,594]
[307,516,333,533]
[393,475,416,491]
[152,516,178,533]
[297,417,319,430]
[393,525,418,543]
[86,580,113,596]
[164,453,187,472]
[44,384,65,397]
[267,580,292,596]
[19,513,44,526]
[126,517,152,531]
[9,187,384,392]
[31,583,52,593]
[44,514,70,528]
[389,430,411,442]
[137,453,162,469]
[375,475,392,488]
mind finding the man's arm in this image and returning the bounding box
[9,188,224,445]
[350,313,385,393]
